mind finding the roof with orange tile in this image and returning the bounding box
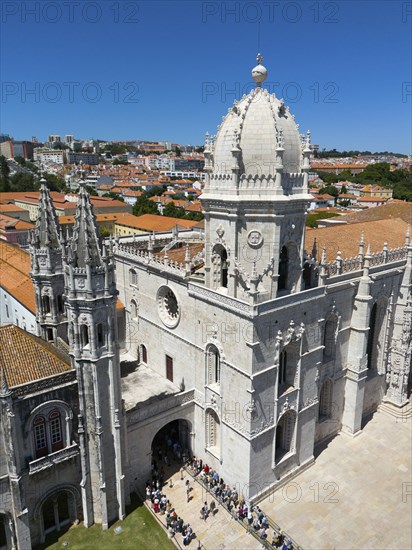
[305,218,408,261]
[0,214,34,230]
[343,202,412,225]
[0,325,72,388]
[0,241,124,312]
[114,213,200,232]
[0,242,36,313]
[154,242,204,265]
[0,204,27,213]
[185,201,203,212]
[58,213,121,225]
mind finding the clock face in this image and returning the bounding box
[157,286,180,328]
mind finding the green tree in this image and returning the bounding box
[0,156,10,192]
[85,185,98,196]
[133,196,159,216]
[14,156,26,166]
[163,201,186,218]
[319,185,339,197]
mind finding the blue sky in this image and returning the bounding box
[1,0,411,152]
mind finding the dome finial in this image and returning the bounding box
[252,53,267,88]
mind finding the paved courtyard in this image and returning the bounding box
[154,468,262,549]
[260,409,412,550]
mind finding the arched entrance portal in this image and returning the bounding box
[151,419,192,480]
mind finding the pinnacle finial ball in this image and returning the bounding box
[252,53,267,87]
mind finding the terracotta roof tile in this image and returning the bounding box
[305,218,408,261]
[0,325,72,388]
[0,242,35,312]
[0,214,34,230]
[114,213,200,232]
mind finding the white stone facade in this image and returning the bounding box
[0,56,411,548]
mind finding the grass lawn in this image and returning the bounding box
[35,495,174,550]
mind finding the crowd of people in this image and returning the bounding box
[190,457,294,549]
[147,436,295,550]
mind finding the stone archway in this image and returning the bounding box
[151,419,192,479]
[36,486,79,543]
[0,514,13,550]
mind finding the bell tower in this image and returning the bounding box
[201,54,312,303]
[30,178,67,344]
[64,182,126,528]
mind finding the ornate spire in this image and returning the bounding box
[33,178,61,248]
[251,53,267,87]
[69,181,102,268]
[0,368,12,398]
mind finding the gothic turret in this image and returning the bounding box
[64,181,126,529]
[30,178,67,344]
[342,246,373,435]
[201,54,312,303]
[385,225,412,407]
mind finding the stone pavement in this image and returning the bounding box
[154,468,263,549]
[259,410,412,550]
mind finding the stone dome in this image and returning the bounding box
[212,60,303,177]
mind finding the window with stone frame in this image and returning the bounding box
[278,342,299,395]
[275,410,296,462]
[130,300,138,319]
[212,244,228,289]
[80,324,89,348]
[96,323,105,348]
[318,378,333,420]
[33,408,65,459]
[206,345,221,386]
[141,344,147,364]
[323,316,338,362]
[43,295,51,315]
[129,269,138,286]
[206,409,220,453]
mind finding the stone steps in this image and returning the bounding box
[378,400,412,420]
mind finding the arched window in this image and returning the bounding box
[96,323,105,347]
[213,245,228,289]
[80,325,89,348]
[206,409,220,453]
[130,300,138,319]
[323,317,338,362]
[278,343,299,396]
[141,344,147,364]
[129,269,138,286]
[206,345,220,385]
[275,410,296,462]
[319,378,333,420]
[43,295,51,315]
[33,411,62,457]
[278,246,288,291]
